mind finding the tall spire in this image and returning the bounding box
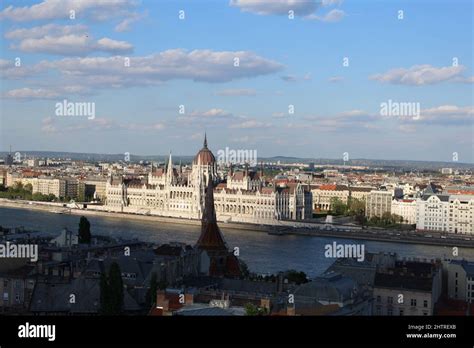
[196,175,227,251]
[203,175,216,224]
[203,133,208,149]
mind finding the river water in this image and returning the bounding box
[1,206,473,278]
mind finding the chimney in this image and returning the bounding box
[185,293,194,305]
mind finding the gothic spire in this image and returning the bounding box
[203,132,208,149]
[166,151,173,183]
[196,175,227,251]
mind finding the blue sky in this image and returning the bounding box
[0,0,473,162]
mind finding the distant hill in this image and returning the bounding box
[0,151,472,170]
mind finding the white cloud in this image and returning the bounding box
[2,85,91,100]
[415,105,473,125]
[306,9,345,22]
[370,64,466,85]
[230,119,272,129]
[215,88,257,96]
[6,24,134,56]
[40,116,166,133]
[3,87,59,99]
[41,117,57,133]
[95,37,133,53]
[115,12,147,32]
[190,108,233,118]
[229,0,320,16]
[0,0,138,22]
[2,50,283,89]
[4,24,88,40]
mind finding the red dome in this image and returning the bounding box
[193,134,215,165]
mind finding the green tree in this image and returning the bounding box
[100,262,125,315]
[24,183,33,193]
[78,216,91,244]
[244,303,268,316]
[330,197,347,216]
[285,270,308,285]
[108,262,124,315]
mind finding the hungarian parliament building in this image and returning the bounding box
[105,136,312,224]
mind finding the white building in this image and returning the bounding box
[416,192,474,234]
[105,136,312,224]
[391,199,417,224]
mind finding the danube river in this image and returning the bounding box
[1,206,473,278]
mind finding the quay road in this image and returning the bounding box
[272,222,474,248]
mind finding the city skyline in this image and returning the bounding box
[1,0,473,162]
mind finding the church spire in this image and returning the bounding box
[196,175,227,251]
[203,133,208,149]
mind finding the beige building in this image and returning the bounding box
[349,186,373,202]
[365,190,392,218]
[391,199,417,224]
[446,260,474,303]
[373,262,442,316]
[35,177,66,198]
[311,184,349,211]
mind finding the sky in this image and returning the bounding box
[0,0,473,163]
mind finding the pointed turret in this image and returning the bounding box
[203,132,208,149]
[166,151,174,184]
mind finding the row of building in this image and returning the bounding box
[365,184,473,234]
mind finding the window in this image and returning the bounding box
[423,300,428,308]
[387,309,393,316]
[387,296,393,304]
[399,309,404,316]
[376,296,381,303]
[410,299,417,307]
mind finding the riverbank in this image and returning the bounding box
[1,198,472,249]
[0,198,270,232]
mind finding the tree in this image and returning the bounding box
[146,272,158,307]
[108,262,124,315]
[78,216,91,244]
[100,262,124,315]
[24,183,33,193]
[330,197,347,216]
[285,270,308,285]
[99,272,110,314]
[244,303,268,316]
